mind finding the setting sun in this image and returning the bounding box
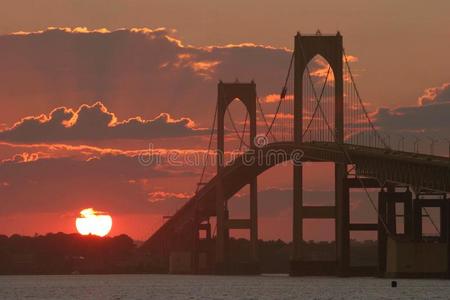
[75,208,112,237]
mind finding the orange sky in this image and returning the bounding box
[0,1,449,241]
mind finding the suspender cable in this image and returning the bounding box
[343,48,390,149]
[227,108,251,149]
[302,66,331,139]
[256,96,277,142]
[195,99,218,194]
[239,112,249,151]
[265,51,295,138]
[297,36,392,235]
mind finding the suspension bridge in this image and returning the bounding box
[142,32,450,277]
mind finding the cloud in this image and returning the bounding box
[374,82,450,134]
[262,93,294,103]
[418,82,450,105]
[0,102,208,143]
[12,26,113,35]
[147,191,192,203]
[0,27,306,128]
[3,152,41,163]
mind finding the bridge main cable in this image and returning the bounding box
[260,50,295,140]
[343,48,390,149]
[195,98,218,194]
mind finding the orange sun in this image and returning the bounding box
[76,208,112,237]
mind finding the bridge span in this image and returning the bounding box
[142,141,450,275]
[142,32,450,277]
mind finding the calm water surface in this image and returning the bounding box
[0,274,449,299]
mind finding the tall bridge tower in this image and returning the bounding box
[216,81,258,272]
[291,32,349,274]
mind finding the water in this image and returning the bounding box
[0,274,449,299]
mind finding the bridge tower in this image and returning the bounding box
[291,32,349,275]
[216,81,259,273]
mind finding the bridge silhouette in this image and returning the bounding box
[142,32,450,277]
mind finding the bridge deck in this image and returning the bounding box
[142,142,450,251]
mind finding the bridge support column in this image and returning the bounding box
[250,178,258,263]
[292,165,303,262]
[193,221,213,274]
[413,193,447,243]
[221,178,259,275]
[378,186,413,277]
[345,177,380,276]
[215,173,228,273]
[377,192,387,276]
[291,31,304,274]
[412,193,450,278]
[336,165,350,276]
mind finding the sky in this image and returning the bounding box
[0,0,449,241]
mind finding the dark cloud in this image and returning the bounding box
[0,102,208,143]
[0,27,300,128]
[375,102,450,132]
[374,82,450,134]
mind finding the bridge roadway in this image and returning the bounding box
[142,141,450,252]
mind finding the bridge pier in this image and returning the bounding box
[215,195,260,274]
[377,185,413,276]
[215,178,259,274]
[192,221,214,274]
[290,163,346,276]
[378,189,450,277]
[346,177,380,276]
